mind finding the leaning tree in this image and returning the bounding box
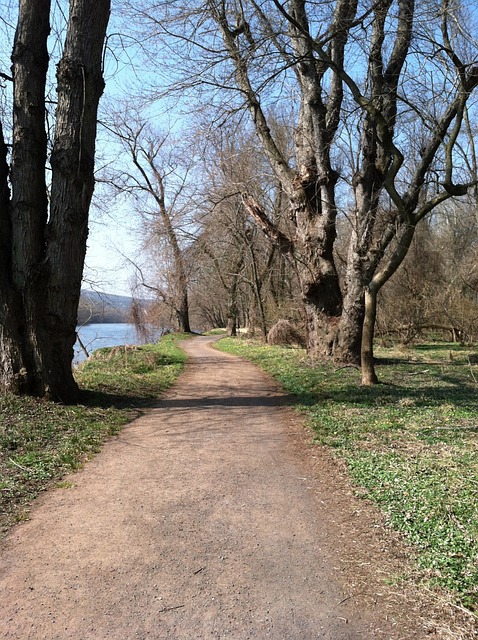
[0,0,110,400]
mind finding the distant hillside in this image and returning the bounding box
[78,290,133,324]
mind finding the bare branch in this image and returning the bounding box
[242,194,293,256]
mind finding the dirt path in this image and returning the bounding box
[0,336,431,639]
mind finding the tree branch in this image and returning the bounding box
[242,194,294,256]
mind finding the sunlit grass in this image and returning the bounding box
[77,332,189,404]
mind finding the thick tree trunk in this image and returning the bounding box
[336,1,413,367]
[226,282,239,338]
[247,243,268,340]
[0,123,26,392]
[335,295,364,366]
[225,253,244,337]
[0,0,110,401]
[334,221,370,365]
[0,120,26,390]
[226,312,238,337]
[243,186,343,357]
[6,0,51,395]
[40,0,110,401]
[300,279,342,358]
[294,186,343,357]
[217,2,346,360]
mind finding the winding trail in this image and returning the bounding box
[0,336,422,639]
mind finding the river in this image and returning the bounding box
[74,323,162,365]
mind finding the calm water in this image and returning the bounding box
[74,323,162,365]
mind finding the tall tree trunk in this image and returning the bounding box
[136,151,192,337]
[8,0,51,394]
[226,305,238,337]
[41,0,110,400]
[0,121,26,393]
[226,255,244,337]
[290,179,343,357]
[361,286,379,385]
[0,0,110,401]
[176,285,191,333]
[247,242,268,340]
[216,2,346,359]
[335,188,378,366]
[242,191,342,355]
[361,224,417,384]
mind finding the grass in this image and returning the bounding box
[77,333,189,405]
[0,333,188,534]
[203,328,228,336]
[216,337,478,613]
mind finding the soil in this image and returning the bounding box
[0,336,471,639]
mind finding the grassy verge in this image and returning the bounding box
[216,337,478,613]
[77,333,188,404]
[0,333,188,534]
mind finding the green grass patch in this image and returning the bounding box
[216,337,478,612]
[0,333,188,534]
[203,328,228,336]
[77,332,188,404]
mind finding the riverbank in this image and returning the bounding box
[74,322,164,364]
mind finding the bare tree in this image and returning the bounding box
[378,203,478,345]
[0,0,110,400]
[103,110,193,332]
[191,211,247,335]
[189,119,298,336]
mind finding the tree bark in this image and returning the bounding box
[0,0,110,401]
[0,120,27,394]
[361,286,379,385]
[176,284,191,333]
[215,2,346,359]
[226,306,238,337]
[335,0,414,365]
[360,223,417,384]
[242,192,342,355]
[41,0,110,400]
[6,0,51,395]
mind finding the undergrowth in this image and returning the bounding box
[0,333,188,533]
[216,337,478,613]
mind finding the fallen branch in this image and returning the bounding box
[8,458,30,472]
[158,605,185,614]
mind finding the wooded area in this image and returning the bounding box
[1,0,478,398]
